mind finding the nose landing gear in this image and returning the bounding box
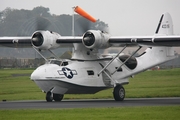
[46,91,64,102]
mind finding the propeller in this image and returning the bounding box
[31,17,51,46]
[35,16,51,30]
[74,6,109,47]
[32,31,44,47]
[83,31,95,46]
[76,17,92,35]
[17,16,52,36]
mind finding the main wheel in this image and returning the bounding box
[113,85,125,101]
[53,93,64,102]
[46,91,53,102]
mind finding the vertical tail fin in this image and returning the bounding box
[155,12,173,35]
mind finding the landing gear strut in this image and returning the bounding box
[113,85,125,101]
[46,92,64,102]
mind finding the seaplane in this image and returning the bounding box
[0,6,180,102]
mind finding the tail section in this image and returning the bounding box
[116,12,177,80]
[155,12,173,35]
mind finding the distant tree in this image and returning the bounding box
[32,6,51,17]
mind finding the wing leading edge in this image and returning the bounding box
[0,37,32,47]
[109,35,180,47]
[1,35,180,48]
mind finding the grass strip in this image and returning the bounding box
[0,106,180,120]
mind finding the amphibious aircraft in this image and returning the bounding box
[0,6,180,102]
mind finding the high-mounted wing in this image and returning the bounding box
[0,31,82,49]
[109,35,180,47]
[0,37,32,47]
[56,36,82,44]
[1,10,180,51]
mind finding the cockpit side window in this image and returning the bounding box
[61,62,68,66]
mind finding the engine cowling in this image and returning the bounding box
[82,30,110,49]
[31,31,60,50]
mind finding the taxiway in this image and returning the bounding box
[0,97,180,109]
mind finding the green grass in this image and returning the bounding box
[0,68,180,101]
[0,106,180,120]
[126,68,180,98]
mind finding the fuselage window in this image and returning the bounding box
[119,55,137,70]
[87,70,94,75]
[115,67,122,72]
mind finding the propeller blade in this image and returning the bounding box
[36,17,51,30]
[76,17,92,34]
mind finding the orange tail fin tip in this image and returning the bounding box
[74,6,96,23]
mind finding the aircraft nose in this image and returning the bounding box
[31,67,43,80]
[31,64,59,80]
[31,65,48,80]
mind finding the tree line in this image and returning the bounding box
[0,6,108,36]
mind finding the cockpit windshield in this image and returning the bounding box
[48,59,68,66]
[50,60,61,65]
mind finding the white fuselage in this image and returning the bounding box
[30,58,129,94]
[31,46,177,95]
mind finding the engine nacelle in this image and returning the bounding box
[82,30,110,49]
[31,31,60,50]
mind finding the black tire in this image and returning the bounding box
[53,93,64,102]
[46,91,53,102]
[113,85,125,101]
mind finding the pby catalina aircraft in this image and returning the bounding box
[0,6,180,102]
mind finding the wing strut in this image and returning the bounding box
[111,46,142,75]
[99,63,118,87]
[103,70,118,87]
[98,45,127,76]
[48,49,59,59]
[33,47,48,62]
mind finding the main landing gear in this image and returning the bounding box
[113,85,125,101]
[46,91,64,102]
[45,85,125,102]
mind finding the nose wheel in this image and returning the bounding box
[46,91,64,102]
[113,85,125,101]
[53,93,64,101]
[46,91,53,102]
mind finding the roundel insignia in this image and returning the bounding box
[62,67,73,79]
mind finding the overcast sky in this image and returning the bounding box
[1,0,180,36]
